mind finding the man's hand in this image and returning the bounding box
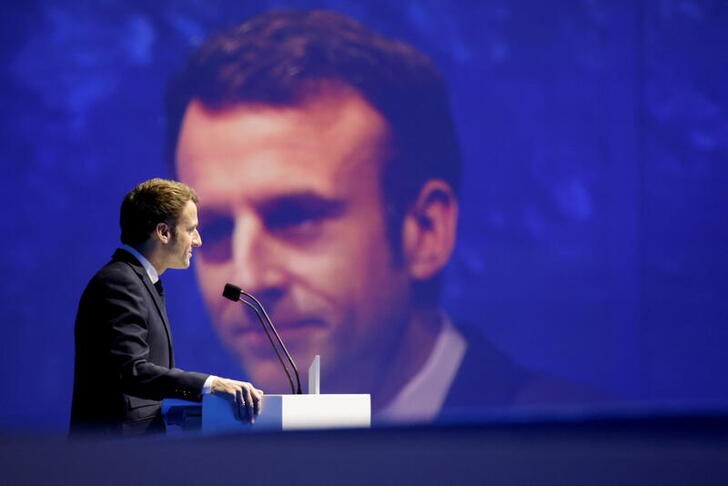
[211,378,264,423]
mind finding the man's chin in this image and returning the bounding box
[168,260,191,270]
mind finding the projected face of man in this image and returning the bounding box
[176,89,416,397]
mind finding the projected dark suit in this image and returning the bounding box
[441,327,607,419]
[70,249,208,436]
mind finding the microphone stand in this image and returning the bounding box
[239,296,296,394]
[223,284,302,394]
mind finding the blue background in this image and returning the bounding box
[1,0,726,433]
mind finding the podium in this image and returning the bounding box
[167,355,370,433]
[201,393,371,433]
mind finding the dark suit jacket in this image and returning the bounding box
[441,326,609,419]
[70,249,208,437]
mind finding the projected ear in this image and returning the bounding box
[402,179,458,280]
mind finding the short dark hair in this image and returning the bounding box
[166,9,461,256]
[120,178,199,246]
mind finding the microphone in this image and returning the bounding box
[222,284,244,302]
[222,283,303,394]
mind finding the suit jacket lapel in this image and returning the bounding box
[112,249,175,367]
[141,275,176,368]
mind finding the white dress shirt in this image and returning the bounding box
[377,314,467,424]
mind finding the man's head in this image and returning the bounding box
[120,178,202,272]
[168,10,461,396]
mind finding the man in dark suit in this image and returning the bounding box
[70,178,263,437]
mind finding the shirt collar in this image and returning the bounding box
[376,313,467,424]
[120,244,159,284]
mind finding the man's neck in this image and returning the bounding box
[122,244,164,282]
[131,242,166,276]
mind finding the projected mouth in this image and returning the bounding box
[228,319,326,350]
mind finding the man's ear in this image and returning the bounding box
[401,179,458,281]
[154,222,172,245]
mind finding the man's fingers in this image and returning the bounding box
[253,389,262,416]
[235,388,245,421]
[241,386,254,422]
[213,378,263,423]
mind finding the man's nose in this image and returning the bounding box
[193,229,202,247]
[230,216,285,298]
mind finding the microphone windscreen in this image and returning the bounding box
[222,283,242,301]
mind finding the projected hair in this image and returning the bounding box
[120,178,199,246]
[167,10,461,246]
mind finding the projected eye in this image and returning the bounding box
[268,206,322,232]
[262,195,345,242]
[198,213,234,262]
